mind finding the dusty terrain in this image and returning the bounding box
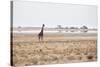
[12,33,97,66]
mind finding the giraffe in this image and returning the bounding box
[38,24,45,41]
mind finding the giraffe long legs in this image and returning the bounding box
[38,35,43,42]
[41,36,43,40]
[38,34,40,41]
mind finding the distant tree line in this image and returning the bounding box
[56,25,88,32]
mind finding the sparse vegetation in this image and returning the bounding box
[12,33,97,66]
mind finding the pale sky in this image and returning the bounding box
[13,1,98,28]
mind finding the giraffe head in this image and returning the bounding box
[43,24,45,27]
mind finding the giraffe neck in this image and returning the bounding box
[40,26,44,33]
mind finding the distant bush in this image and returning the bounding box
[18,26,22,32]
[57,25,63,32]
[70,27,78,32]
[70,27,75,32]
[80,25,88,32]
[65,27,69,32]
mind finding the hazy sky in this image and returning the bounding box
[13,1,98,28]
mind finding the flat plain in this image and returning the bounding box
[12,33,97,66]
